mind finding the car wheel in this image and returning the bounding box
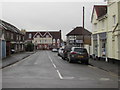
[62,57,66,60]
[68,56,73,63]
[58,54,60,56]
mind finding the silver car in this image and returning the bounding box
[67,47,89,64]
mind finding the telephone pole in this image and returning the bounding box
[82,6,85,47]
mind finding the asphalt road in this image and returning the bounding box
[2,51,118,88]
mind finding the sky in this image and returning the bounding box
[1,0,106,40]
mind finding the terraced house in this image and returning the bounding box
[25,30,61,50]
[0,20,25,59]
[91,0,120,61]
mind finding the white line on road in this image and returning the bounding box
[56,70,63,79]
[48,56,57,69]
[47,51,63,79]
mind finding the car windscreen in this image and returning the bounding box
[74,48,87,53]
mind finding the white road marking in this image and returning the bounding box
[63,77,74,79]
[99,78,110,81]
[56,70,63,79]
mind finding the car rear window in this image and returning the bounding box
[74,48,87,53]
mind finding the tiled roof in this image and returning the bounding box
[94,5,107,18]
[0,19,23,34]
[26,30,61,40]
[66,27,91,36]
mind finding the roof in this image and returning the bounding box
[66,27,91,36]
[26,30,61,39]
[94,5,107,19]
[0,19,23,35]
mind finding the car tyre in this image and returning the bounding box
[68,56,73,63]
[62,57,66,60]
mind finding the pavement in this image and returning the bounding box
[1,51,36,69]
[89,58,119,76]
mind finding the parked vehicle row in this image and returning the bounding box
[57,45,89,65]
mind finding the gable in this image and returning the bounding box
[91,8,98,24]
[43,32,52,38]
[33,32,43,38]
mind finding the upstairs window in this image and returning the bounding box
[29,33,32,39]
[37,35,40,38]
[46,35,49,38]
[53,39,55,43]
[57,39,60,43]
[11,33,14,39]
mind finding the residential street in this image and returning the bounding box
[2,50,118,88]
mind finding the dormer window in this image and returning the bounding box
[46,35,49,38]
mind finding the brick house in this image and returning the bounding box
[66,27,92,54]
[25,30,62,50]
[0,20,25,58]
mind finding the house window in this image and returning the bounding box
[19,35,21,40]
[23,36,24,41]
[37,35,40,38]
[7,32,9,38]
[17,35,19,40]
[29,33,32,39]
[11,33,14,39]
[57,39,60,43]
[113,15,116,26]
[53,39,55,43]
[46,35,49,38]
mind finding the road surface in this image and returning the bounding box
[2,51,118,88]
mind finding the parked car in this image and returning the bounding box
[61,45,76,60]
[11,49,16,54]
[58,47,64,57]
[52,48,58,52]
[67,47,89,64]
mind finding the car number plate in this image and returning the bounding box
[78,56,83,58]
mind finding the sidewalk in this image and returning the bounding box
[1,51,36,69]
[89,58,119,75]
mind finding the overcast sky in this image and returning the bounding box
[1,0,106,40]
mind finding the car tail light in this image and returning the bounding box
[71,52,77,54]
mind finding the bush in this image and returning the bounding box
[25,43,34,51]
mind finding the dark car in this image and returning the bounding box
[67,47,89,64]
[62,45,76,60]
